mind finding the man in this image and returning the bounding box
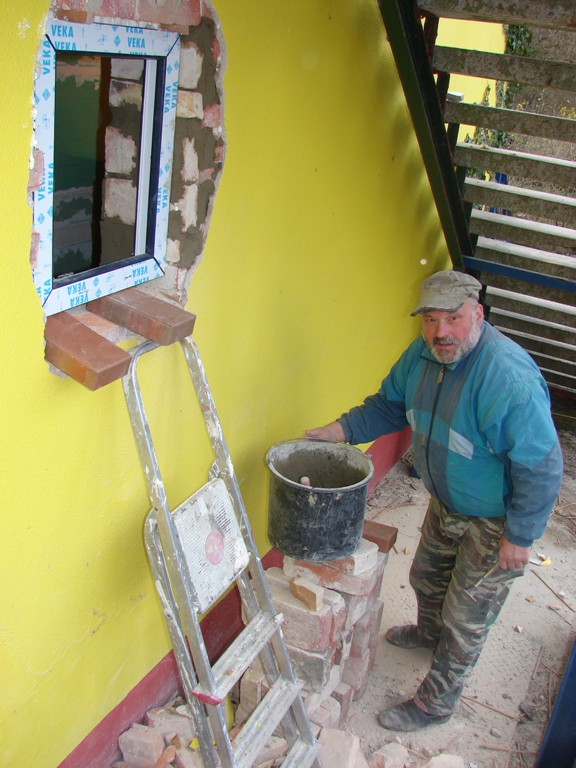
[307,270,563,731]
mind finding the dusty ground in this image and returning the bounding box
[344,398,576,767]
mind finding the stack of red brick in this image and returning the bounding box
[235,520,398,731]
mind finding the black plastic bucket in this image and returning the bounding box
[265,439,374,562]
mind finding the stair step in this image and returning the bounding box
[470,210,576,253]
[454,143,576,188]
[464,178,576,227]
[523,349,576,379]
[486,286,576,320]
[444,102,576,144]
[433,47,576,93]
[494,325,576,355]
[419,0,576,34]
[489,309,576,348]
[192,612,283,705]
[475,236,576,278]
[232,678,304,768]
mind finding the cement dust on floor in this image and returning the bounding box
[343,436,576,767]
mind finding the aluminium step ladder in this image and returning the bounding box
[123,336,322,768]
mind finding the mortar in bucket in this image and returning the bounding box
[265,439,374,562]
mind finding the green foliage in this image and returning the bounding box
[503,24,533,57]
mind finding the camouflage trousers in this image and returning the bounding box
[411,497,524,717]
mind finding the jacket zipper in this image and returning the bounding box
[425,364,444,499]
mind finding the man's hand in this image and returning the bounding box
[305,421,346,442]
[498,537,530,570]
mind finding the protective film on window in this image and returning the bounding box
[33,21,180,315]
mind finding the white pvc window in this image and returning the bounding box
[33,21,180,315]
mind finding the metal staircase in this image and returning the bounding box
[378,0,576,394]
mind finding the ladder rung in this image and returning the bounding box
[193,612,283,705]
[281,737,322,768]
[232,678,303,768]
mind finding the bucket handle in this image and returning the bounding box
[278,436,345,446]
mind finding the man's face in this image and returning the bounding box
[421,299,484,364]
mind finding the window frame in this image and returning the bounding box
[33,20,180,316]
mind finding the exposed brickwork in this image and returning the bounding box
[235,542,389,734]
[284,551,387,597]
[137,0,200,26]
[101,0,138,18]
[34,0,226,384]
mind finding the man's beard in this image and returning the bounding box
[425,317,483,364]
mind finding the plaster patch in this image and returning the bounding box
[179,42,204,90]
[105,127,137,175]
[18,18,31,38]
[182,137,199,183]
[104,178,137,225]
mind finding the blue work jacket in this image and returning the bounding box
[339,322,563,547]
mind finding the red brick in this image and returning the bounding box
[331,682,353,727]
[214,143,225,164]
[284,552,387,598]
[145,707,195,746]
[200,1,213,19]
[137,0,200,27]
[269,582,332,653]
[55,8,93,22]
[303,663,342,715]
[29,232,40,269]
[44,311,131,391]
[156,746,177,768]
[287,643,333,694]
[118,723,165,768]
[100,0,137,17]
[362,520,398,553]
[334,628,352,667]
[309,696,341,729]
[342,649,371,696]
[87,286,196,345]
[239,662,267,713]
[366,599,384,672]
[341,554,387,628]
[318,729,361,768]
[290,576,324,611]
[345,600,384,702]
[323,588,346,648]
[321,539,378,576]
[28,148,44,194]
[53,0,91,11]
[264,566,289,589]
[202,103,221,129]
[350,610,373,658]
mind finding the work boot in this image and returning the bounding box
[384,624,435,650]
[378,699,451,731]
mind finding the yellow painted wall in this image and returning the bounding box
[0,2,496,765]
[436,19,505,138]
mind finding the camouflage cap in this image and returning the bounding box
[411,270,482,316]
